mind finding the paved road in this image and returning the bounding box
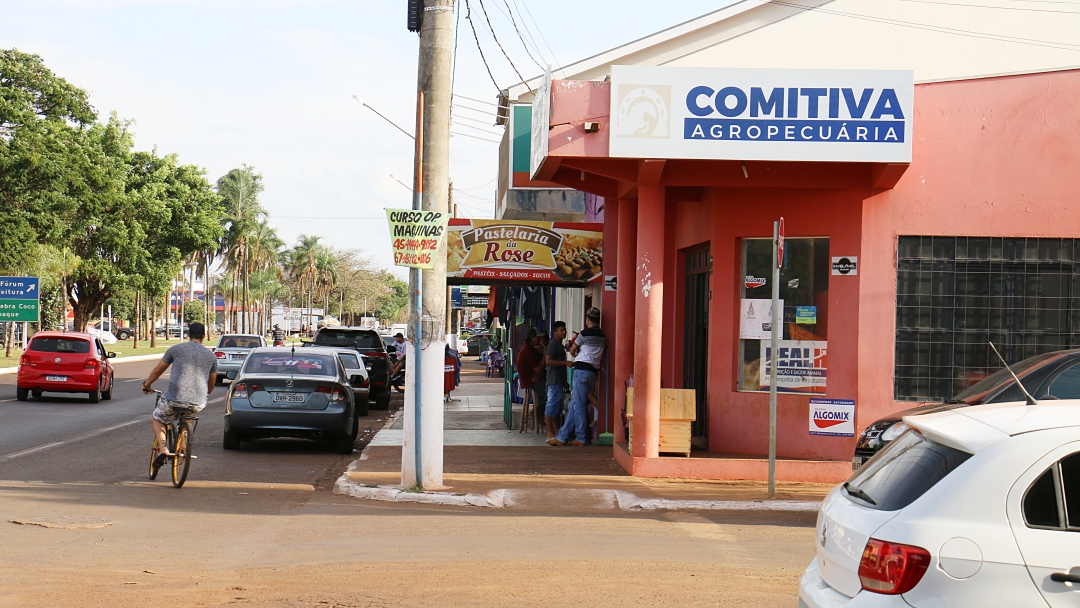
[0,358,817,607]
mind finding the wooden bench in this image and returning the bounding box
[625,387,696,457]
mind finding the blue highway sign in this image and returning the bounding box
[0,277,40,300]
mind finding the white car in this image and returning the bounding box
[799,401,1080,607]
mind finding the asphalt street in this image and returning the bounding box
[0,358,817,607]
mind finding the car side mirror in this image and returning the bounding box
[226,370,238,380]
[106,352,117,358]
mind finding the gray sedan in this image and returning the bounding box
[212,334,265,384]
[223,347,361,453]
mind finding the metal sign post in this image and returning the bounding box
[768,219,784,499]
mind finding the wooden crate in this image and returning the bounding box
[625,387,696,457]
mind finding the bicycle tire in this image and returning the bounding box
[172,422,192,488]
[149,436,162,480]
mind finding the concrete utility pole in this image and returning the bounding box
[402,0,454,489]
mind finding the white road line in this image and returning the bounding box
[124,378,145,383]
[207,397,224,404]
[98,419,142,433]
[0,398,17,403]
[3,442,64,460]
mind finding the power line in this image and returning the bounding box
[451,121,504,137]
[495,0,547,71]
[475,0,532,92]
[451,0,462,96]
[764,0,1080,51]
[505,0,552,67]
[463,0,502,92]
[450,130,501,143]
[889,0,1080,13]
[452,102,498,117]
[515,0,562,73]
[453,93,506,108]
[452,112,500,128]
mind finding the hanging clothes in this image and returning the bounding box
[521,286,546,320]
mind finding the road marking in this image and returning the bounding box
[0,418,142,461]
[124,378,145,383]
[208,397,223,404]
[0,398,17,403]
[2,442,64,460]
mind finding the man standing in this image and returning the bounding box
[543,322,572,440]
[549,308,605,446]
[271,324,285,346]
[515,328,544,420]
[142,322,218,461]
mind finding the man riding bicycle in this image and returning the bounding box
[142,322,218,463]
[271,324,286,347]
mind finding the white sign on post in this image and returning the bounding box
[609,66,914,163]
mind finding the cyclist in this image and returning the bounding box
[142,322,218,463]
[271,324,286,346]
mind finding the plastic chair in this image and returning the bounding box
[486,351,504,377]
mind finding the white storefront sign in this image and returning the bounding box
[609,66,914,163]
[808,398,855,437]
[760,339,828,394]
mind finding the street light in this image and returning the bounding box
[352,95,414,140]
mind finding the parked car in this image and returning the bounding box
[155,323,188,338]
[328,348,370,417]
[85,326,118,344]
[222,346,359,453]
[853,348,1080,470]
[17,332,116,403]
[311,327,391,410]
[93,321,133,341]
[211,334,265,385]
[800,400,1080,607]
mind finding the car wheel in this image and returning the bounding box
[222,432,241,450]
[373,394,390,410]
[88,387,100,403]
[102,380,113,400]
[333,435,354,455]
[16,387,28,401]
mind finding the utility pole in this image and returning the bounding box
[402,0,454,489]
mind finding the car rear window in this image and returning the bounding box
[951,352,1063,404]
[29,337,90,354]
[843,430,972,511]
[218,336,263,348]
[315,330,382,349]
[245,354,337,375]
[338,353,362,370]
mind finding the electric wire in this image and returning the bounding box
[888,0,1080,13]
[495,0,547,71]
[764,0,1080,51]
[450,130,501,143]
[464,0,503,91]
[475,0,532,91]
[515,0,562,72]
[453,93,505,107]
[452,112,501,128]
[451,121,504,136]
[507,0,552,67]
[452,102,498,116]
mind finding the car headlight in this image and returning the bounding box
[881,422,909,442]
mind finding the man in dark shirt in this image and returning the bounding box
[550,308,606,446]
[544,321,572,441]
[515,328,544,416]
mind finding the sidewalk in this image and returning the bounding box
[336,357,833,511]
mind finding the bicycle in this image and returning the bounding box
[147,390,199,488]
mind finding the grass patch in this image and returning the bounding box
[0,338,189,368]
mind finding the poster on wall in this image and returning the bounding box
[385,208,450,269]
[446,219,604,283]
[760,340,827,393]
[740,298,783,339]
[808,398,855,437]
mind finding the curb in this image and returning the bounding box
[0,352,164,375]
[332,474,821,512]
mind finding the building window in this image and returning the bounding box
[739,237,830,392]
[895,236,1080,402]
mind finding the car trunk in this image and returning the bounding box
[25,338,93,373]
[815,488,899,598]
[240,375,338,410]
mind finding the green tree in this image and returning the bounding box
[183,299,206,324]
[216,165,265,333]
[375,274,409,323]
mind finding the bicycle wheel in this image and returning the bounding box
[149,436,162,480]
[171,422,193,488]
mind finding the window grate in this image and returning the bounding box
[895,236,1080,401]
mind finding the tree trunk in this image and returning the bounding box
[243,263,250,334]
[150,296,158,348]
[133,291,140,349]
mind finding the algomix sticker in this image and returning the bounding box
[808,398,855,437]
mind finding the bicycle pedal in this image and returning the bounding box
[189,455,197,459]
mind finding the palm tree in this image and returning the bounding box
[289,235,323,332]
[216,166,265,333]
[248,220,284,333]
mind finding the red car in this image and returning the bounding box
[17,332,116,403]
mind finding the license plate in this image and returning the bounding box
[46,375,67,382]
[852,457,865,471]
[272,392,305,403]
[230,354,246,360]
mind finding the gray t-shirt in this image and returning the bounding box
[546,339,567,386]
[162,341,218,405]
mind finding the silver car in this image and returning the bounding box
[328,348,370,417]
[212,334,266,384]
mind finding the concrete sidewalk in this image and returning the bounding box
[336,356,833,512]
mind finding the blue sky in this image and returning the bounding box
[3,1,725,273]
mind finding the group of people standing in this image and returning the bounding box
[515,307,606,446]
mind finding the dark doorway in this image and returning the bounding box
[683,245,711,449]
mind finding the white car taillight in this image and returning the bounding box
[859,538,931,595]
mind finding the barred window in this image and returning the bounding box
[895,236,1080,401]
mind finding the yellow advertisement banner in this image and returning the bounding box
[447,219,604,283]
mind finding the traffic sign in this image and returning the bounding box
[0,277,41,322]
